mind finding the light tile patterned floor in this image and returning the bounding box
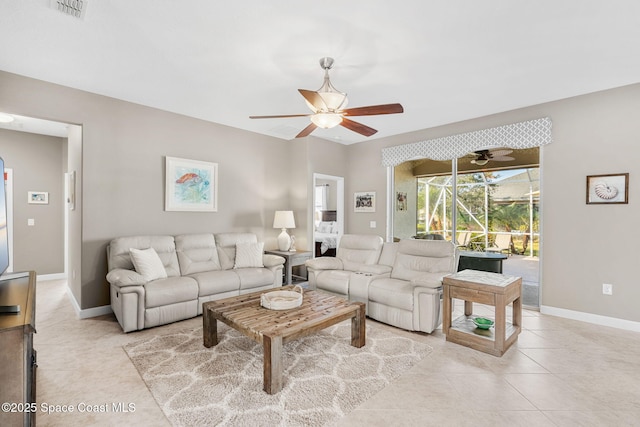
[33,279,640,426]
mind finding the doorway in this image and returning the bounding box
[0,113,80,286]
[312,173,344,257]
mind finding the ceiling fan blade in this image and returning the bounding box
[492,156,515,161]
[340,118,378,137]
[298,89,326,111]
[342,103,404,116]
[249,114,311,119]
[295,122,317,138]
[489,149,513,157]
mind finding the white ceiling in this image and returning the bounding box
[1,1,640,143]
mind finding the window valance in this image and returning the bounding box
[381,117,552,167]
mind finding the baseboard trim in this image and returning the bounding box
[65,286,113,319]
[37,273,67,281]
[540,305,640,332]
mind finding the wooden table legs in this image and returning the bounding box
[351,304,366,348]
[202,306,218,348]
[263,305,366,394]
[263,335,283,394]
[202,298,366,395]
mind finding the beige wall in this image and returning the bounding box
[0,70,294,310]
[393,161,418,239]
[2,68,639,325]
[344,83,640,324]
[0,129,65,274]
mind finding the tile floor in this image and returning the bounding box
[33,279,640,426]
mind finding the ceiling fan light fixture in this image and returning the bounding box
[305,57,349,112]
[310,112,342,129]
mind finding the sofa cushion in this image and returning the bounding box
[336,234,384,272]
[369,278,414,311]
[175,234,221,274]
[235,268,276,290]
[145,276,199,308]
[315,270,351,295]
[305,256,343,270]
[217,246,236,270]
[189,270,240,296]
[391,240,455,281]
[109,235,181,277]
[234,242,264,268]
[215,233,258,270]
[129,248,168,281]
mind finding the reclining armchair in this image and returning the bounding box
[305,234,394,311]
[368,239,458,333]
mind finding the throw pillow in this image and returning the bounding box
[234,242,264,268]
[129,247,168,281]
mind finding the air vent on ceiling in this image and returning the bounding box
[50,0,88,19]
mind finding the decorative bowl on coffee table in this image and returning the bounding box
[260,285,304,310]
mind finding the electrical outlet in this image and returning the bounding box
[369,221,376,228]
[602,283,613,295]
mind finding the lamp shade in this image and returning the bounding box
[273,211,295,229]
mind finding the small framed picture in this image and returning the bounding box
[396,191,407,211]
[354,191,375,213]
[28,191,49,204]
[586,173,629,204]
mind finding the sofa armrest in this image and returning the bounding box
[305,257,344,271]
[106,268,147,287]
[410,273,445,289]
[357,264,392,275]
[263,254,285,268]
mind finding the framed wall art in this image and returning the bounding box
[586,173,628,205]
[354,191,376,213]
[165,156,218,212]
[396,191,407,211]
[28,191,49,204]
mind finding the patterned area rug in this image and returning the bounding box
[124,321,432,427]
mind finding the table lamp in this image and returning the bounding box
[273,210,296,251]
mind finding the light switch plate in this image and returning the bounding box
[369,221,376,228]
[27,218,35,226]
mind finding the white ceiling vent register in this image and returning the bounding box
[50,0,88,19]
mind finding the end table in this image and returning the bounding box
[264,250,312,285]
[442,269,522,357]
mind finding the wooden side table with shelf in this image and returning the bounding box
[264,250,312,285]
[442,269,522,357]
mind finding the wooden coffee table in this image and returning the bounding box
[202,286,365,394]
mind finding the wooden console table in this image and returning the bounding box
[442,269,521,357]
[0,271,37,427]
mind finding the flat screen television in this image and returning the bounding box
[0,157,9,276]
[0,157,22,313]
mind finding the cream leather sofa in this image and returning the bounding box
[106,232,285,332]
[306,235,458,333]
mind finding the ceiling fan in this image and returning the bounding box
[469,149,515,166]
[249,57,404,138]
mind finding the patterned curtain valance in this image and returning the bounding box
[381,117,552,167]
